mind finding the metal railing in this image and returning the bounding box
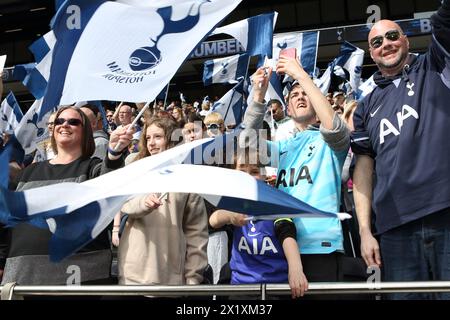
[2,281,450,300]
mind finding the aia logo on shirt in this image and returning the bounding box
[378,104,419,144]
[276,165,313,188]
[237,236,278,255]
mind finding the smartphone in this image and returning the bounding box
[279,47,297,60]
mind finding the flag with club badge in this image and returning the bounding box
[203,53,249,86]
[39,0,244,119]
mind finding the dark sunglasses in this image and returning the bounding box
[207,123,220,130]
[54,118,83,126]
[369,30,402,49]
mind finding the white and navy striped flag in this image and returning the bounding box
[255,56,286,108]
[333,41,365,95]
[211,12,278,58]
[210,78,246,127]
[356,74,377,101]
[314,41,364,95]
[39,0,243,120]
[203,53,249,86]
[272,31,319,76]
[0,137,349,262]
[13,30,58,154]
[0,92,23,133]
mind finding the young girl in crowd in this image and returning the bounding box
[118,116,209,286]
[209,147,309,298]
[182,113,206,143]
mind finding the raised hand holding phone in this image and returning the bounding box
[279,47,297,60]
[277,48,298,76]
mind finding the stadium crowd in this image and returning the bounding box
[0,0,449,301]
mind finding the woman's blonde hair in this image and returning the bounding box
[343,100,358,124]
[203,112,224,126]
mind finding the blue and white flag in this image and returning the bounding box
[13,63,36,82]
[22,31,57,100]
[0,92,23,133]
[40,0,243,119]
[333,41,365,95]
[272,31,319,76]
[211,12,278,58]
[29,31,56,64]
[255,56,286,108]
[266,72,286,108]
[210,78,246,127]
[12,31,55,101]
[14,99,58,154]
[0,137,350,261]
[12,30,58,154]
[203,53,249,86]
[314,63,333,95]
[314,41,364,95]
[356,74,377,101]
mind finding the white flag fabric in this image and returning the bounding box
[256,56,286,108]
[0,92,23,133]
[210,12,278,58]
[203,53,249,86]
[314,64,333,95]
[334,41,365,95]
[314,41,364,95]
[40,0,243,118]
[0,137,349,261]
[209,78,246,127]
[0,55,6,74]
[356,74,377,101]
[25,31,56,99]
[13,30,58,154]
[14,99,57,154]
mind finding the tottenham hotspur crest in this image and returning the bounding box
[128,1,210,71]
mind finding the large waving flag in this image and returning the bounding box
[203,53,249,86]
[12,31,58,154]
[0,137,349,261]
[23,31,57,100]
[314,41,364,95]
[13,63,36,83]
[356,74,377,101]
[210,78,246,127]
[314,63,333,95]
[256,56,286,108]
[272,31,319,76]
[12,32,56,102]
[211,12,278,58]
[39,0,243,119]
[333,41,365,95]
[14,100,56,154]
[0,92,23,133]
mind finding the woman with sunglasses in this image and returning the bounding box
[2,106,134,288]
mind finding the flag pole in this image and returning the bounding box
[113,101,151,151]
[239,55,252,125]
[163,83,170,110]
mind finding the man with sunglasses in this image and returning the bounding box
[351,0,450,299]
